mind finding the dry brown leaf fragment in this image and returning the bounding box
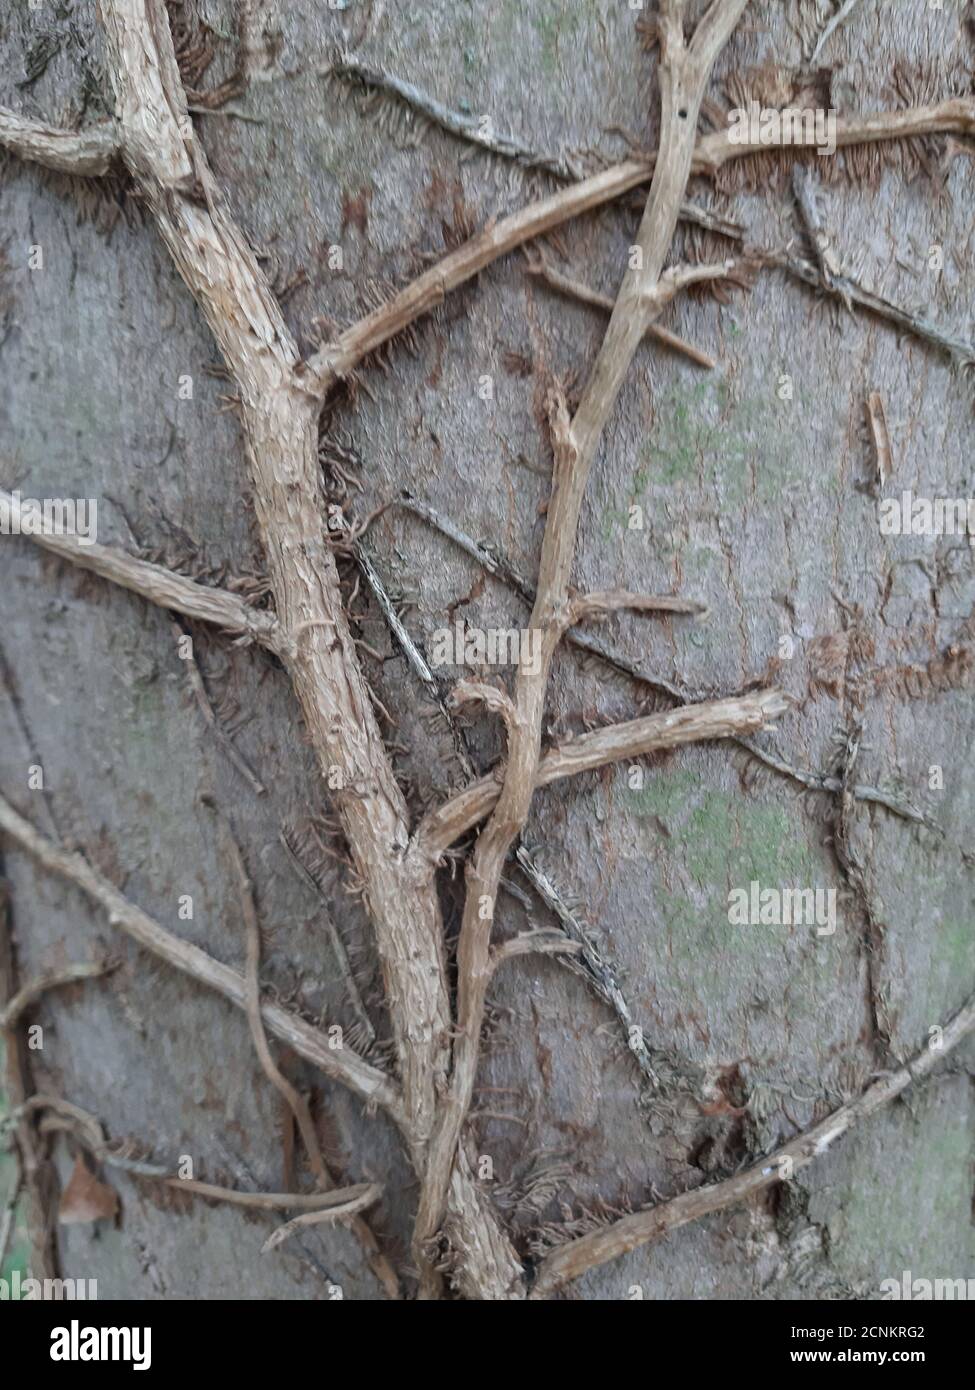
[59,1153,119,1225]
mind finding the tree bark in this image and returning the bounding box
[1,0,973,1300]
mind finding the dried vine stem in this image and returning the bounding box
[0,490,281,649]
[352,537,667,1094]
[530,991,975,1297]
[412,0,753,1295]
[230,833,335,1187]
[4,89,969,396]
[304,97,974,396]
[3,1,968,1299]
[772,252,975,370]
[95,0,455,1184]
[809,0,865,64]
[305,157,651,394]
[5,0,514,1289]
[691,96,975,175]
[522,249,717,369]
[0,107,119,175]
[15,1093,379,1220]
[0,792,403,1125]
[397,494,936,833]
[261,1191,382,1255]
[329,52,578,181]
[174,620,267,795]
[226,830,401,1300]
[327,51,736,234]
[0,881,58,1281]
[357,533,684,1100]
[411,689,790,864]
[0,959,115,1029]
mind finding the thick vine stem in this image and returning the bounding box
[6,0,964,1302]
[411,0,752,1296]
[0,106,119,175]
[79,0,519,1299]
[95,0,452,1158]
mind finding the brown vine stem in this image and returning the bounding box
[530,991,975,1297]
[4,92,970,395]
[304,156,651,394]
[352,535,670,1093]
[397,494,937,833]
[0,489,282,649]
[0,791,404,1125]
[690,96,975,175]
[772,252,975,370]
[15,1093,380,1222]
[2,2,967,1299]
[809,0,865,64]
[0,106,119,174]
[0,959,116,1029]
[522,248,718,369]
[226,828,401,1299]
[173,620,267,795]
[155,0,441,987]
[230,830,335,1188]
[4,90,969,393]
[0,881,58,1281]
[260,1191,382,1255]
[92,6,481,1275]
[411,0,753,1297]
[326,51,736,235]
[411,689,790,865]
[304,96,973,396]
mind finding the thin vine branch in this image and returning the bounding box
[411,0,753,1292]
[351,533,668,1092]
[0,881,58,1281]
[530,991,975,1296]
[397,494,938,832]
[0,490,281,649]
[772,251,975,370]
[0,959,116,1029]
[810,0,866,64]
[305,97,974,395]
[261,1190,383,1255]
[224,822,399,1295]
[172,619,268,794]
[522,248,717,369]
[1,0,969,1302]
[326,50,736,233]
[0,792,404,1126]
[412,691,789,864]
[14,1093,380,1221]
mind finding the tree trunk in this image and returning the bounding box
[1,0,973,1301]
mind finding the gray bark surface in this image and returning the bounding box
[1,0,972,1299]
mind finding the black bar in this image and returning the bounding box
[3,1298,968,1374]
